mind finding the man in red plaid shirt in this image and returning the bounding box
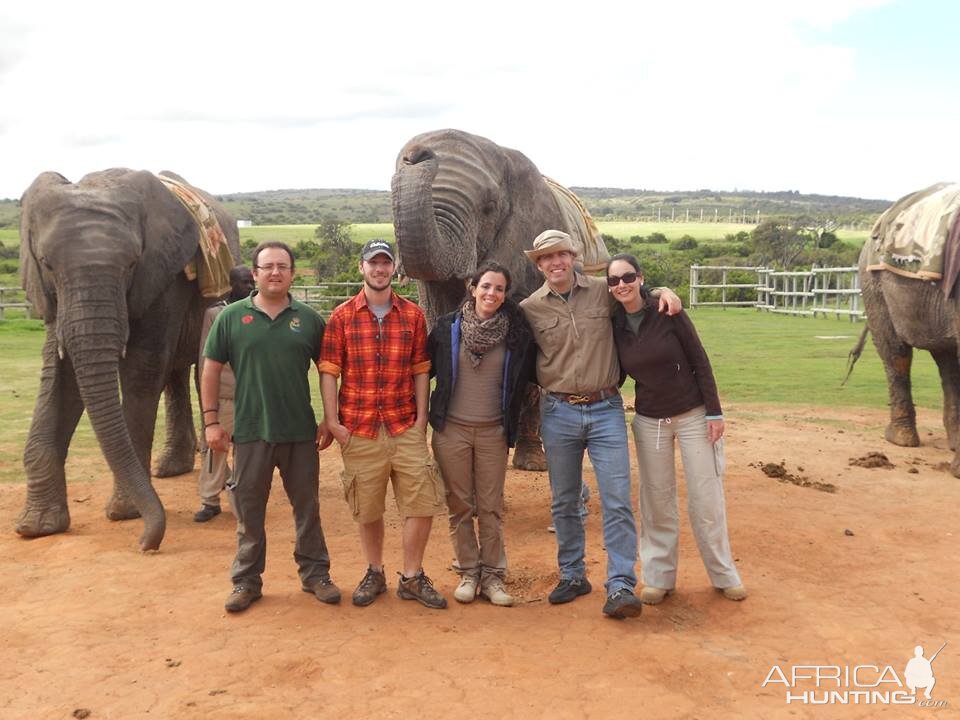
[320,239,448,609]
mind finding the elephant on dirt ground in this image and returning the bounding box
[16,169,241,550]
[391,128,610,471]
[857,183,960,476]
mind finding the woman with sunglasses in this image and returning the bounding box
[427,261,535,607]
[605,253,746,605]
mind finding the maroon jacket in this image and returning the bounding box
[612,295,722,418]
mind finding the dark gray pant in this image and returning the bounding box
[229,440,331,591]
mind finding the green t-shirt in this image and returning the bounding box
[204,294,324,444]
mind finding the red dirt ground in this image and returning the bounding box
[0,404,957,719]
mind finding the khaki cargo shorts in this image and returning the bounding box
[339,425,446,523]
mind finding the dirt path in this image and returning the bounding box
[1,404,957,719]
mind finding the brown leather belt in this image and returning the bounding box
[548,386,619,405]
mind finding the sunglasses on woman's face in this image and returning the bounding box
[606,272,639,287]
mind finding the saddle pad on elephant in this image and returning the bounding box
[543,176,610,273]
[865,182,960,282]
[157,174,234,298]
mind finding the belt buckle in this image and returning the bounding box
[567,394,590,405]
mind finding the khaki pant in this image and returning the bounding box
[340,425,446,524]
[631,406,741,590]
[431,421,508,580]
[199,399,234,509]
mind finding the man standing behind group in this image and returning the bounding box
[520,229,680,619]
[194,265,255,523]
[202,242,339,613]
[320,239,448,610]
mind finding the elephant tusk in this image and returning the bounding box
[121,344,127,359]
[58,345,64,360]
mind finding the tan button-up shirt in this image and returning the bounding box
[520,273,619,393]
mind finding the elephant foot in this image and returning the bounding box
[885,423,920,447]
[153,452,195,478]
[950,455,960,478]
[105,494,141,521]
[513,441,547,471]
[16,502,70,538]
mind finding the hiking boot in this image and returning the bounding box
[397,570,448,609]
[719,584,748,601]
[224,585,262,613]
[480,577,514,607]
[639,586,673,605]
[603,588,643,619]
[352,566,387,607]
[302,576,341,604]
[548,577,592,604]
[193,504,221,522]
[454,575,479,604]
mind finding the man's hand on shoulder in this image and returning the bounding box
[656,287,682,315]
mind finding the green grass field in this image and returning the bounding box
[0,308,939,484]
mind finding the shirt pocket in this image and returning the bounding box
[582,307,613,343]
[533,315,561,360]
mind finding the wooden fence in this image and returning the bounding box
[0,283,420,320]
[690,265,864,321]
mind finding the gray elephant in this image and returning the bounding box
[391,129,610,470]
[857,183,960,476]
[16,168,241,549]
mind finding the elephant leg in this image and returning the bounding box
[512,382,547,471]
[153,366,197,477]
[17,329,85,538]
[930,348,960,452]
[105,352,167,520]
[870,335,920,447]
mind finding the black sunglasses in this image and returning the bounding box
[606,271,639,287]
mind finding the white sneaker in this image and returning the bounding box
[639,586,673,605]
[480,578,514,607]
[454,575,479,603]
[720,584,748,601]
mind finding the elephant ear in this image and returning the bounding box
[19,172,71,323]
[126,170,202,318]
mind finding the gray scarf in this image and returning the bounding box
[460,300,508,368]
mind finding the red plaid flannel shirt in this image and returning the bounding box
[318,289,431,439]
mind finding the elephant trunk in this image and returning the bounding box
[392,149,478,281]
[59,274,165,551]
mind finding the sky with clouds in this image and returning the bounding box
[0,0,957,201]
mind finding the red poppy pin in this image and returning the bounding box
[242,314,254,324]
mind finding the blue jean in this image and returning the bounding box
[540,393,637,594]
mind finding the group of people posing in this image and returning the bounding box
[197,230,746,619]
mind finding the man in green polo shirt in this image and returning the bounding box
[202,241,339,613]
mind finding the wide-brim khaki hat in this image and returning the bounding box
[524,229,579,262]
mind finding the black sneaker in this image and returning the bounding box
[397,570,448,609]
[602,588,643,619]
[352,566,387,607]
[224,585,262,613]
[193,504,221,522]
[302,575,341,604]
[548,577,592,604]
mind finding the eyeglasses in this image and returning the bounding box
[606,272,639,287]
[255,264,291,273]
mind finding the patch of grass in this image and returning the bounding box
[0,228,19,246]
[238,223,395,249]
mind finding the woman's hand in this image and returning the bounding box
[707,419,725,444]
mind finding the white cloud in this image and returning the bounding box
[2,0,953,201]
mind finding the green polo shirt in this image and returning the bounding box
[204,293,324,444]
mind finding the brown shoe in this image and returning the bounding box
[352,566,387,607]
[224,585,262,613]
[397,570,447,609]
[302,576,341,604]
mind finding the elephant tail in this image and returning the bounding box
[842,325,871,386]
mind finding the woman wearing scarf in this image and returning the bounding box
[605,253,746,605]
[427,261,535,607]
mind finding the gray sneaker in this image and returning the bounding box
[352,566,387,607]
[397,570,448,609]
[602,588,643,619]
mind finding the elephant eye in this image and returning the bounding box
[39,256,52,270]
[482,202,497,216]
